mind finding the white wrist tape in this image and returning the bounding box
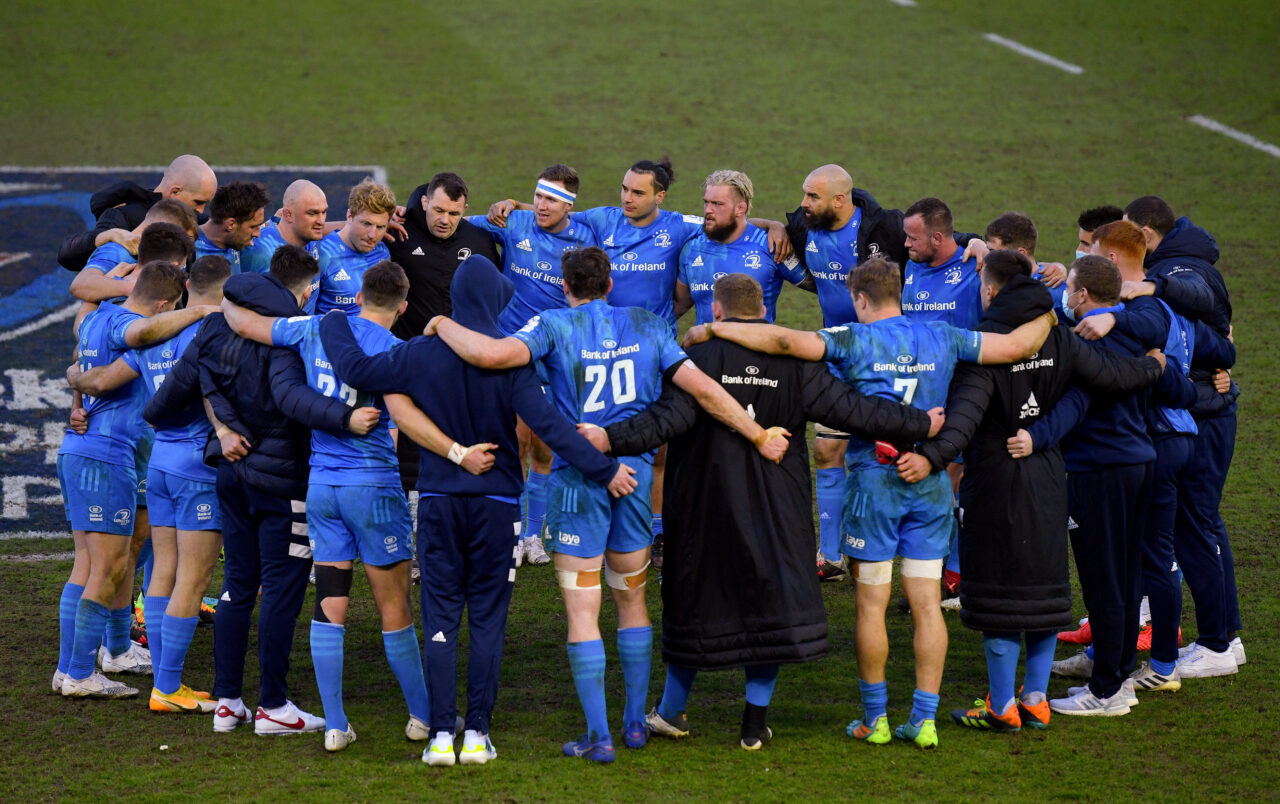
[447,442,468,465]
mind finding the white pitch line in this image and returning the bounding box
[983,33,1084,75]
[888,0,917,6]
[4,551,74,562]
[0,302,79,343]
[1187,116,1280,159]
[0,530,70,541]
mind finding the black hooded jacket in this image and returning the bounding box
[387,182,501,341]
[58,181,160,271]
[603,322,932,669]
[917,275,1163,633]
[145,273,353,500]
[319,255,619,497]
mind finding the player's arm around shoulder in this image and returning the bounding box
[429,316,533,369]
[976,311,1055,365]
[684,320,827,361]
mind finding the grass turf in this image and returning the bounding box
[1,0,1278,800]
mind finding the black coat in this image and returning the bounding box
[605,322,932,670]
[917,276,1163,633]
[58,181,158,271]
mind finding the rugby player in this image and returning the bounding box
[195,181,270,273]
[238,179,328,275]
[314,179,397,314]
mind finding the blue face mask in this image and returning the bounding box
[1075,250,1089,261]
[1062,288,1084,322]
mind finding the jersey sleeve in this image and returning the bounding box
[121,349,142,374]
[107,310,141,351]
[817,325,857,364]
[776,252,806,285]
[951,327,983,364]
[464,214,502,237]
[676,213,704,244]
[654,329,688,373]
[509,313,556,363]
[676,242,693,285]
[270,315,311,350]
[573,207,610,238]
[85,244,127,275]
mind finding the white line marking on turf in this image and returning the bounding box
[0,302,79,343]
[1187,116,1280,159]
[888,0,916,6]
[983,33,1084,75]
[5,552,74,562]
[0,530,69,541]
[0,165,388,184]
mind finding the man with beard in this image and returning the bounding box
[195,181,270,274]
[238,180,328,275]
[674,170,805,325]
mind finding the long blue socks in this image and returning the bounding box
[659,663,697,720]
[69,599,109,679]
[383,625,430,722]
[1023,630,1057,697]
[310,621,347,732]
[816,468,845,562]
[568,639,609,741]
[910,689,940,726]
[57,583,85,675]
[524,470,548,542]
[143,595,168,672]
[859,679,888,723]
[984,633,1020,715]
[105,607,131,655]
[651,515,663,537]
[744,664,779,707]
[155,615,198,695]
[616,626,651,726]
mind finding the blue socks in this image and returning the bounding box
[859,679,888,723]
[1023,630,1058,697]
[567,640,609,741]
[524,470,548,542]
[651,514,663,537]
[910,689,940,726]
[57,583,84,675]
[105,607,131,656]
[945,506,961,575]
[744,664,779,707]
[659,663,697,720]
[155,614,198,695]
[816,468,845,562]
[69,599,109,679]
[310,621,347,732]
[1151,657,1177,676]
[143,595,168,674]
[983,633,1020,715]
[616,626,651,726]
[383,625,430,723]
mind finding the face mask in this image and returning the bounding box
[1062,289,1083,322]
[1075,250,1089,261]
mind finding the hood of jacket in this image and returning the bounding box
[848,186,885,219]
[1150,216,1219,267]
[404,182,431,235]
[450,255,512,337]
[222,272,304,318]
[980,273,1053,333]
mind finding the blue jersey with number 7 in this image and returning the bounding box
[818,316,981,470]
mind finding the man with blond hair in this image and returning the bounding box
[315,178,398,314]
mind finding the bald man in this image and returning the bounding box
[239,180,329,276]
[58,155,217,272]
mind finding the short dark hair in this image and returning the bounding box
[207,180,270,223]
[425,172,469,203]
[712,273,763,318]
[905,197,954,236]
[561,247,610,299]
[985,212,1038,254]
[538,163,580,195]
[361,260,410,310]
[847,256,902,307]
[630,157,674,192]
[1070,255,1122,305]
[1123,196,1176,237]
[188,255,232,297]
[269,244,320,293]
[137,222,194,265]
[981,249,1034,292]
[145,198,198,234]
[132,261,187,304]
[1077,205,1123,233]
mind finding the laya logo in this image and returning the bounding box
[653,233,671,248]
[916,290,930,301]
[622,251,638,261]
[457,247,471,260]
[745,365,759,375]
[844,535,866,549]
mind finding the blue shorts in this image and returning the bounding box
[146,465,221,531]
[135,431,154,507]
[57,454,137,535]
[840,466,951,562]
[306,483,413,566]
[548,457,653,558]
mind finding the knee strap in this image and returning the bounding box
[556,568,602,590]
[900,557,944,580]
[854,560,893,586]
[313,565,353,622]
[605,562,650,591]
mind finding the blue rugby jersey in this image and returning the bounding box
[84,242,136,275]
[271,314,401,485]
[819,317,982,470]
[802,208,864,328]
[574,206,702,331]
[238,220,322,275]
[314,230,390,315]
[195,229,242,274]
[902,249,982,330]
[677,224,805,324]
[511,299,687,464]
[59,302,147,467]
[129,320,212,482]
[467,210,597,334]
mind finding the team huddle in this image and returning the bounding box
[47,153,1242,763]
